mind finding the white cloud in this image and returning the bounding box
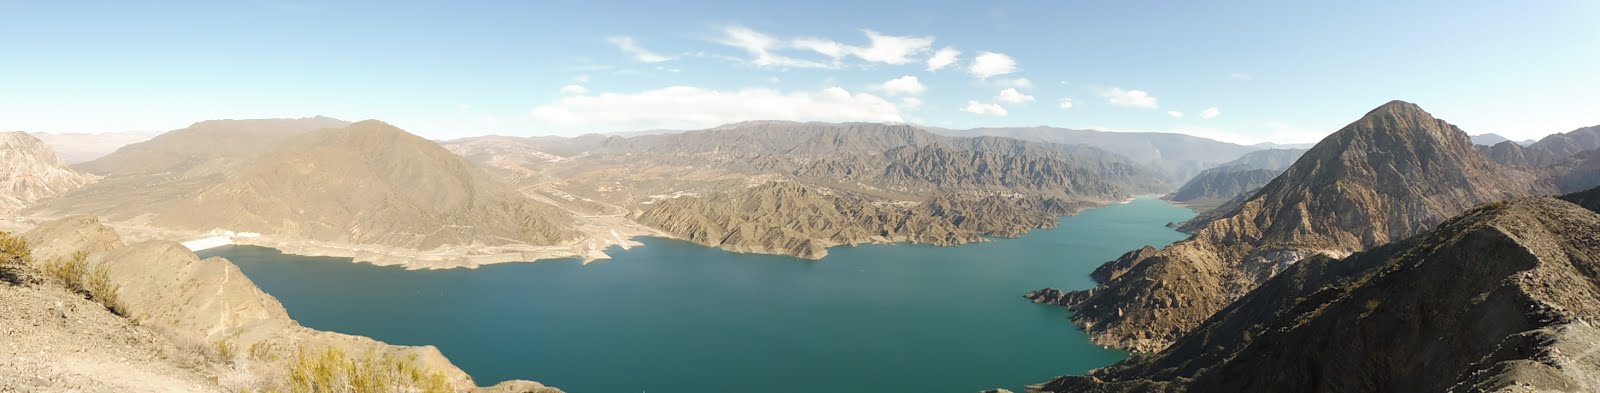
[714,26,937,68]
[961,101,1008,116]
[531,86,902,131]
[1168,111,1184,118]
[607,36,671,63]
[715,26,832,68]
[1201,107,1221,119]
[996,88,1034,104]
[1229,72,1252,81]
[1058,98,1073,109]
[900,97,923,109]
[968,51,1018,79]
[792,37,849,59]
[560,84,589,95]
[926,47,960,71]
[851,30,935,64]
[881,75,927,96]
[995,77,1033,89]
[1101,87,1159,108]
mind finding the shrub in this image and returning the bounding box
[282,346,455,393]
[86,263,123,315]
[43,251,89,291]
[0,231,31,265]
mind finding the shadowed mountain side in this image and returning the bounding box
[1035,195,1600,392]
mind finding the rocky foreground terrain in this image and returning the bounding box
[1,216,562,392]
[1034,101,1550,352]
[1032,190,1600,392]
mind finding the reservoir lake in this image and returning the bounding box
[200,197,1195,392]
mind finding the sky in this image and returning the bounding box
[2,1,1597,144]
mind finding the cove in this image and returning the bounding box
[200,197,1195,392]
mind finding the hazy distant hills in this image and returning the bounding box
[1038,190,1600,392]
[30,131,159,163]
[930,126,1264,182]
[1163,148,1307,209]
[1032,101,1549,352]
[0,132,97,215]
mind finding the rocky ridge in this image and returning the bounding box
[633,181,1087,259]
[1034,192,1600,392]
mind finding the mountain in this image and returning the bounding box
[930,126,1261,182]
[1035,192,1600,392]
[1031,101,1548,352]
[75,117,349,178]
[1527,125,1600,161]
[1469,132,1512,145]
[148,120,578,259]
[29,130,160,163]
[0,132,97,215]
[593,121,1168,196]
[1485,125,1600,168]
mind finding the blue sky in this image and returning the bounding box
[2,1,1596,143]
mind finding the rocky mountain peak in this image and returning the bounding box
[0,132,96,214]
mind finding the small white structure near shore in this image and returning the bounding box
[181,230,263,251]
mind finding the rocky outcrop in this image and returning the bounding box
[1035,195,1600,392]
[634,181,1087,259]
[0,132,96,215]
[1043,101,1549,352]
[17,216,564,392]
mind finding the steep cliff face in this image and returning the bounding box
[633,181,1086,259]
[1040,101,1549,352]
[0,132,96,214]
[1036,195,1600,393]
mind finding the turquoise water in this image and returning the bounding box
[200,197,1194,392]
